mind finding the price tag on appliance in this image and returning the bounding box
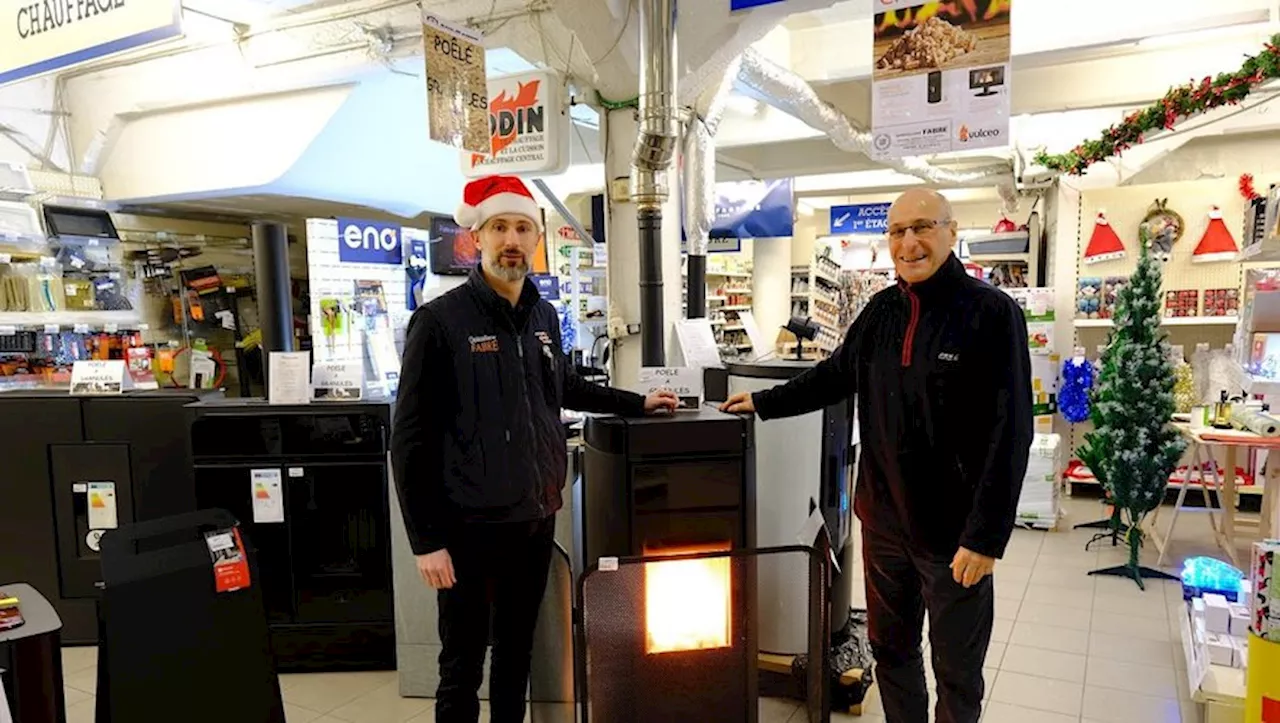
[86,482,119,530]
[250,468,285,524]
[69,360,132,395]
[204,528,251,593]
[638,367,702,408]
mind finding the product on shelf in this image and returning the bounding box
[1083,212,1126,264]
[1100,276,1128,319]
[1076,277,1101,318]
[1140,198,1185,261]
[1192,206,1240,263]
[1251,540,1280,642]
[1164,289,1199,318]
[1203,288,1239,317]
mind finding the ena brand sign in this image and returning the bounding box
[461,69,570,177]
[1,0,183,86]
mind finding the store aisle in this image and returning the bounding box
[56,496,1227,723]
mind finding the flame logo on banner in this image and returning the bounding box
[470,80,542,167]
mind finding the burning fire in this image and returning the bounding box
[644,542,732,654]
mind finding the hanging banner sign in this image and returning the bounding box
[422,12,489,154]
[462,69,570,177]
[870,0,1012,160]
[1,0,183,86]
[830,202,892,234]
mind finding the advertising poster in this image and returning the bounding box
[422,12,488,153]
[461,70,570,177]
[870,0,1012,160]
[712,178,796,240]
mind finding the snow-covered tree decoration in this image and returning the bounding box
[1077,236,1187,588]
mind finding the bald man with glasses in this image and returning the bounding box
[722,189,1034,723]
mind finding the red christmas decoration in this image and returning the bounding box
[1240,173,1261,201]
[1083,211,1126,264]
[1192,206,1240,263]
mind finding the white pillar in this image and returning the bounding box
[752,236,792,353]
[603,107,683,387]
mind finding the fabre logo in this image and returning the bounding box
[338,218,403,265]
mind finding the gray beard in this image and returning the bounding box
[485,257,528,283]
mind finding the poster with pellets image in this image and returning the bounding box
[422,12,489,154]
[870,0,1012,160]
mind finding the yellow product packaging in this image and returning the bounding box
[1246,633,1280,722]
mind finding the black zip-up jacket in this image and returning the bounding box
[391,268,645,555]
[754,255,1034,559]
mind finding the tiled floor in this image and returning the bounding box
[56,496,1251,722]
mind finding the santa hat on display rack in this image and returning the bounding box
[455,175,544,231]
[1191,206,1240,263]
[1083,210,1126,264]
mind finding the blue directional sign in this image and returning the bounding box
[829,202,891,235]
[731,0,788,9]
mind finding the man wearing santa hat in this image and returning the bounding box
[392,174,678,723]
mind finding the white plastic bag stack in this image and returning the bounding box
[1017,433,1062,528]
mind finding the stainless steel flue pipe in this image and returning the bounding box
[631,0,679,367]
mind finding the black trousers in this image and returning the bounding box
[862,527,994,723]
[436,516,555,723]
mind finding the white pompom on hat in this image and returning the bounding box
[454,175,543,231]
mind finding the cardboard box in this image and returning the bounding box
[1206,632,1236,666]
[1204,593,1232,634]
[1230,603,1252,637]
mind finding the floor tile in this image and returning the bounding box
[1016,601,1092,631]
[999,645,1087,683]
[1092,611,1175,643]
[327,680,433,722]
[1088,632,1177,668]
[1030,566,1096,589]
[990,618,1014,644]
[281,671,398,715]
[1024,583,1096,610]
[982,700,1080,723]
[63,685,92,708]
[1008,621,1090,655]
[985,641,1007,668]
[1095,590,1171,618]
[287,704,325,723]
[60,646,97,675]
[1085,657,1179,699]
[64,666,97,695]
[994,596,1020,621]
[759,696,801,723]
[1080,686,1182,723]
[65,698,97,723]
[989,670,1083,717]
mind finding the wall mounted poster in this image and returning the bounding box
[870,0,1012,160]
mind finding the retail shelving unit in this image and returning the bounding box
[705,258,755,358]
[787,251,842,359]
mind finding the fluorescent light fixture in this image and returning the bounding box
[1139,21,1270,49]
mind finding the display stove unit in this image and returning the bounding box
[576,408,830,723]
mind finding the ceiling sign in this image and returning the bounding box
[830,202,891,235]
[461,69,570,177]
[1,0,183,87]
[869,0,1012,160]
[422,11,489,154]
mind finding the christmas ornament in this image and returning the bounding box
[1083,212,1125,264]
[993,216,1018,233]
[1191,206,1240,262]
[1240,173,1262,201]
[1173,359,1196,413]
[1060,357,1094,423]
[1035,34,1280,174]
[1140,199,1184,262]
[558,306,577,355]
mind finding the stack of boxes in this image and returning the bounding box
[1188,541,1280,671]
[1196,590,1253,669]
[1016,433,1061,529]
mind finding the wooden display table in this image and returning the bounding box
[1149,423,1280,567]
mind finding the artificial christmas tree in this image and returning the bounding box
[1077,236,1187,589]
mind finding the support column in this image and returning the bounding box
[252,221,294,388]
[603,108,683,386]
[752,236,792,355]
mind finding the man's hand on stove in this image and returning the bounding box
[720,392,756,415]
[644,390,680,414]
[416,548,456,589]
[950,546,995,588]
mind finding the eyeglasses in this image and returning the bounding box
[887,218,950,240]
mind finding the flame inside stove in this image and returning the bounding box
[643,542,732,654]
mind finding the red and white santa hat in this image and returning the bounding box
[1191,206,1239,263]
[455,175,543,231]
[1083,210,1125,264]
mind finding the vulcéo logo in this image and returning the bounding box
[958,125,1001,142]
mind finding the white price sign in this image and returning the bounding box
[638,367,702,408]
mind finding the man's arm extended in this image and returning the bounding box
[751,300,871,421]
[391,307,450,555]
[958,297,1035,559]
[557,327,646,417]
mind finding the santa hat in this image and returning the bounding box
[1083,211,1125,264]
[455,175,543,231]
[1192,206,1239,263]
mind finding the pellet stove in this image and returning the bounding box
[576,408,829,723]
